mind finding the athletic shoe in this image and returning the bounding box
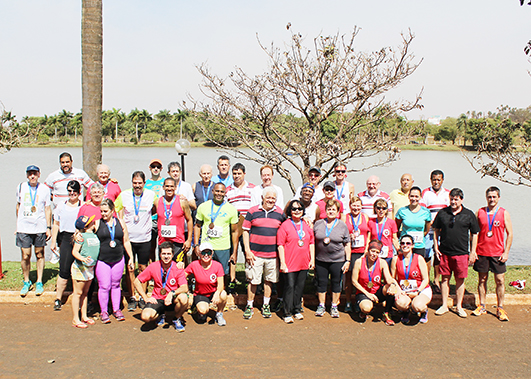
[315,305,326,317]
[284,316,294,324]
[472,305,487,316]
[262,304,272,318]
[344,302,353,313]
[497,307,509,322]
[35,282,44,296]
[138,297,146,310]
[20,281,31,297]
[243,305,254,319]
[158,314,166,326]
[114,310,125,321]
[127,297,137,312]
[435,305,449,316]
[173,318,185,332]
[358,312,367,321]
[383,312,395,326]
[101,312,111,324]
[456,308,467,318]
[294,313,304,320]
[401,312,410,324]
[419,311,429,324]
[228,281,236,295]
[271,299,283,313]
[53,299,62,311]
[216,312,227,326]
[330,306,340,318]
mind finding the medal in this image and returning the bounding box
[487,231,493,237]
[163,196,175,226]
[134,215,140,224]
[486,206,499,239]
[354,230,360,237]
[160,288,167,295]
[28,182,38,213]
[367,282,373,289]
[323,237,330,245]
[324,219,338,246]
[160,263,172,297]
[403,279,410,288]
[165,219,171,226]
[109,240,116,248]
[366,257,378,291]
[107,220,116,248]
[291,220,305,249]
[209,222,215,229]
[210,201,225,230]
[133,190,143,224]
[298,240,304,247]
[31,206,36,213]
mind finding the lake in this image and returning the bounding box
[1,146,528,264]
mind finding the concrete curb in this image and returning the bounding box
[2,291,530,307]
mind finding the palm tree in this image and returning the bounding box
[72,112,82,142]
[110,107,125,141]
[139,109,153,132]
[58,109,73,138]
[128,108,141,141]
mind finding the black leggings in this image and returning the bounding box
[59,232,75,280]
[283,270,308,317]
[315,260,344,293]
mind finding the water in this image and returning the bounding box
[1,147,528,264]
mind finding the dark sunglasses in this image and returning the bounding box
[400,241,413,246]
[292,207,304,211]
[335,170,346,173]
[201,250,213,256]
[150,165,162,169]
[376,206,388,211]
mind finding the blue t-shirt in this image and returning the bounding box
[212,175,233,188]
[145,178,164,221]
[395,206,432,248]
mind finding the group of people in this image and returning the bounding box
[15,153,513,331]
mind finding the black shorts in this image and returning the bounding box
[145,299,175,315]
[413,248,430,262]
[355,287,385,305]
[193,293,215,307]
[473,255,507,274]
[16,232,46,248]
[130,241,152,266]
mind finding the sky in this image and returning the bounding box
[0,0,529,121]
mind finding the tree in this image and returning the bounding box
[82,0,103,180]
[0,103,36,151]
[128,108,141,141]
[109,107,125,141]
[58,109,73,138]
[194,28,423,192]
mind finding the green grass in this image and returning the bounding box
[2,261,530,295]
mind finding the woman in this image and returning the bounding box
[278,200,315,324]
[389,234,432,324]
[70,215,99,328]
[185,242,228,327]
[352,239,399,326]
[313,199,351,318]
[315,181,345,221]
[50,180,83,311]
[78,182,104,220]
[394,186,432,260]
[367,199,399,265]
[344,195,370,313]
[94,199,135,324]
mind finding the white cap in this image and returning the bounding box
[199,241,214,252]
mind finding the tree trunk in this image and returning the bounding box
[82,0,103,181]
[115,120,118,142]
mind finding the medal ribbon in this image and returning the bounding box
[202,183,212,203]
[28,182,38,208]
[402,253,413,279]
[376,217,387,241]
[107,219,115,243]
[291,220,304,242]
[163,196,176,221]
[336,182,345,200]
[102,181,109,194]
[133,190,143,217]
[350,213,360,233]
[367,257,377,285]
[325,218,338,239]
[487,207,499,234]
[210,201,225,224]
[160,262,173,291]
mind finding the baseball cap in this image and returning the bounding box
[75,215,95,230]
[26,165,40,172]
[149,159,162,167]
[301,182,315,192]
[323,181,336,190]
[309,166,321,175]
[199,241,214,253]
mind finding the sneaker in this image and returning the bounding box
[294,313,304,320]
[113,310,125,321]
[271,299,283,313]
[138,297,146,310]
[383,312,395,326]
[20,281,31,297]
[330,306,340,318]
[127,297,137,312]
[158,314,166,326]
[497,307,509,322]
[173,318,185,332]
[419,311,429,324]
[401,312,410,324]
[435,306,449,316]
[101,312,111,324]
[456,308,467,318]
[35,282,44,296]
[216,312,227,326]
[284,316,294,324]
[472,305,487,316]
[53,299,62,311]
[228,281,236,294]
[243,305,254,319]
[315,305,326,317]
[262,304,272,318]
[358,312,367,321]
[344,302,353,313]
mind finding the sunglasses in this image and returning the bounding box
[292,207,303,211]
[400,241,413,246]
[67,190,78,194]
[150,165,162,169]
[335,170,346,173]
[376,206,388,211]
[324,188,334,192]
[201,251,213,256]
[449,215,456,228]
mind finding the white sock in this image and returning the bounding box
[263,297,270,306]
[332,303,338,308]
[247,300,254,307]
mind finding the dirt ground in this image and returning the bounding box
[1,303,530,379]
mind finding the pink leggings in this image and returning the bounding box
[95,257,124,313]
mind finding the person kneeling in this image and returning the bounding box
[133,241,189,332]
[185,242,228,326]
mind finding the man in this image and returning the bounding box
[44,152,93,214]
[86,164,121,202]
[242,187,285,319]
[133,241,189,332]
[156,178,193,262]
[145,159,164,263]
[194,183,239,282]
[250,165,284,207]
[422,169,450,292]
[471,187,513,321]
[332,163,355,214]
[358,175,392,219]
[226,163,256,289]
[433,188,479,318]
[294,166,324,202]
[16,165,52,297]
[212,155,234,187]
[167,161,196,210]
[115,171,157,311]
[389,173,414,219]
[294,182,318,222]
[192,164,214,208]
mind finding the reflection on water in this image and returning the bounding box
[0,147,528,264]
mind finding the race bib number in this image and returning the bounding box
[379,246,389,258]
[23,206,37,219]
[206,225,223,238]
[409,231,423,244]
[400,279,419,293]
[352,234,365,248]
[86,237,100,247]
[161,225,177,238]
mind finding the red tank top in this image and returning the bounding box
[357,256,382,294]
[157,196,186,243]
[346,213,369,254]
[477,207,505,257]
[396,253,422,288]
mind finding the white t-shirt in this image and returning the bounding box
[334,181,353,214]
[55,200,82,233]
[294,185,325,203]
[44,167,93,213]
[115,188,156,243]
[175,180,194,202]
[250,184,284,209]
[16,182,51,233]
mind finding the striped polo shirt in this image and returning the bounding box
[242,204,285,259]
